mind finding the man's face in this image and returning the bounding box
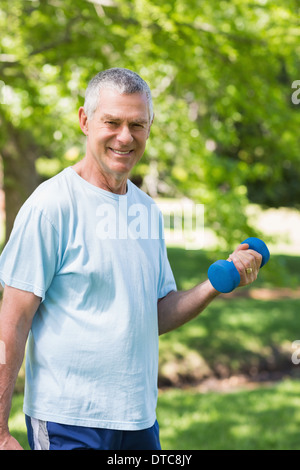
[80,89,152,179]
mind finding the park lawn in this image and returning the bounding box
[9,378,300,450]
[157,379,300,450]
[158,295,299,385]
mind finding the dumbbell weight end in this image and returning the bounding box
[208,237,270,294]
[241,237,270,268]
[208,259,241,294]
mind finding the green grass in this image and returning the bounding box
[159,296,299,385]
[157,379,300,450]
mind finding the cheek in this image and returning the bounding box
[135,133,148,147]
[90,130,115,147]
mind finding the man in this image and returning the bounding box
[0,68,262,450]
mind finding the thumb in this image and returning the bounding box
[227,243,249,261]
[236,243,249,252]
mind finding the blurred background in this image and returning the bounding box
[1,0,300,450]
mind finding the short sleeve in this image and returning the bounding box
[0,204,59,302]
[157,208,177,299]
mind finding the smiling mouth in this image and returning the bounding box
[109,148,133,156]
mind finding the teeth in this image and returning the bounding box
[112,149,131,155]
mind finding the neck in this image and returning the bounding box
[72,157,128,195]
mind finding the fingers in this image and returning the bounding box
[230,244,263,269]
[229,251,255,275]
[228,252,256,286]
[247,249,263,270]
[228,245,263,287]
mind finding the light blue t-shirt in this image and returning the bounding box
[0,167,176,430]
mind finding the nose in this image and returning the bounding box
[116,125,134,146]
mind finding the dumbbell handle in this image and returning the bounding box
[208,237,270,294]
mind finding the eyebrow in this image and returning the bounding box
[101,114,148,124]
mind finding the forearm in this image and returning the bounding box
[158,279,220,335]
[0,321,28,436]
[0,286,39,439]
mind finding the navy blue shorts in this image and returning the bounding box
[25,415,161,450]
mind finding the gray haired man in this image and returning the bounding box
[0,68,261,450]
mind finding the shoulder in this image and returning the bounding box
[28,168,71,204]
[17,168,73,228]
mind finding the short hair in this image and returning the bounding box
[84,68,153,122]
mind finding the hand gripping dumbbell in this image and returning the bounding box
[208,237,270,293]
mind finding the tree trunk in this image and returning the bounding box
[1,120,41,243]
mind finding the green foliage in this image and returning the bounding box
[1,0,300,246]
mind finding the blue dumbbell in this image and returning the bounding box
[208,237,270,293]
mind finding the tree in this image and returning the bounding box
[1,0,299,247]
[114,0,300,244]
[0,0,125,238]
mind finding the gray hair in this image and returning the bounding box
[84,68,153,122]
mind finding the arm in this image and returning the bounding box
[0,286,41,450]
[158,280,219,335]
[158,244,262,335]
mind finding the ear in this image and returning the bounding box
[78,107,89,136]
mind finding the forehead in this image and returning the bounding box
[95,88,150,121]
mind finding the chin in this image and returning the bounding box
[109,164,132,176]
